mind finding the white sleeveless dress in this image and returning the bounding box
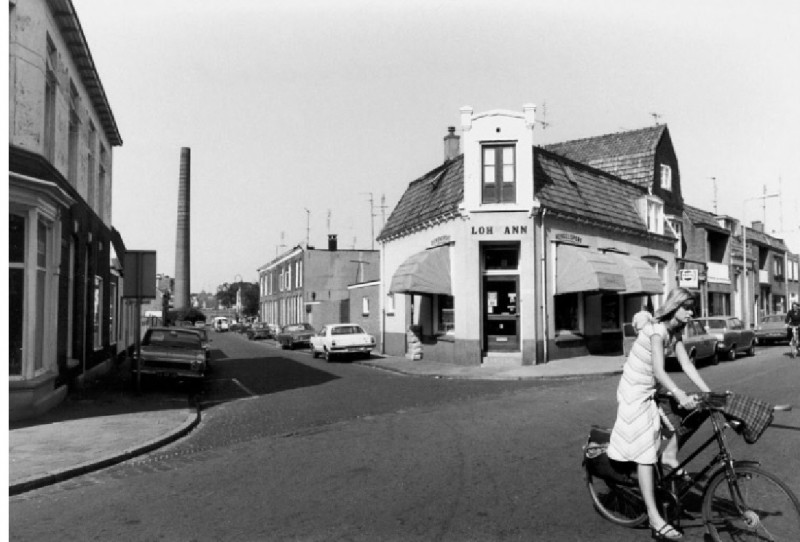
[607,322,677,465]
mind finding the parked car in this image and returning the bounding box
[310,323,377,361]
[247,322,274,341]
[133,327,207,381]
[665,320,719,366]
[754,314,789,345]
[693,316,756,361]
[275,323,316,349]
[186,327,212,361]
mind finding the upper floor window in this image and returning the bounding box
[774,256,785,279]
[666,216,683,258]
[481,145,516,204]
[645,198,664,235]
[660,164,672,191]
[44,36,57,162]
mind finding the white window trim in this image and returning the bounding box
[660,164,672,191]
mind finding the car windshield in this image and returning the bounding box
[702,320,726,329]
[763,315,784,323]
[144,330,202,348]
[331,325,365,335]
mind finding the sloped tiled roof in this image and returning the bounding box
[534,147,657,236]
[684,204,730,234]
[377,157,464,242]
[544,125,666,188]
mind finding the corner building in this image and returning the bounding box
[379,106,677,366]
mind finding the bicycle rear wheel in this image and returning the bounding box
[585,466,647,527]
[702,465,800,541]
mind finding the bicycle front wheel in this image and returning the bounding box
[585,466,647,527]
[702,465,800,541]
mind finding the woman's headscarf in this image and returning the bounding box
[653,287,694,322]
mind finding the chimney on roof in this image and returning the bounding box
[751,221,765,233]
[444,126,460,162]
[328,234,338,251]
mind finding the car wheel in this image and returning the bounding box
[726,344,737,361]
[324,348,332,362]
[311,348,319,359]
[746,341,755,357]
[709,349,719,365]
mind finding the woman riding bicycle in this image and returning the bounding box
[606,288,712,541]
[785,302,800,355]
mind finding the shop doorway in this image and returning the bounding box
[483,276,519,352]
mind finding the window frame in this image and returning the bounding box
[481,144,517,204]
[660,164,672,191]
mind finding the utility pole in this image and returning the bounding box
[379,193,388,228]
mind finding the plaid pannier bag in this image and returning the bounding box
[583,426,637,485]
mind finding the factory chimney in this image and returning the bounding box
[174,147,191,310]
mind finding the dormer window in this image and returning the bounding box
[660,164,672,191]
[482,144,516,204]
[637,195,664,235]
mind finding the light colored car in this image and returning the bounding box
[213,316,229,332]
[310,323,376,361]
[134,327,207,380]
[694,316,756,361]
[665,320,719,366]
[754,314,788,345]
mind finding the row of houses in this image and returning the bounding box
[8,0,141,420]
[258,105,799,366]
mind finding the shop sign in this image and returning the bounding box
[679,269,699,289]
[555,233,583,244]
[430,235,451,247]
[471,225,528,236]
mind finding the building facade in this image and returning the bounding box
[257,235,380,332]
[9,0,127,420]
[378,106,676,366]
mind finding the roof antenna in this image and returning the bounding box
[709,177,718,214]
[650,112,662,125]
[540,101,551,130]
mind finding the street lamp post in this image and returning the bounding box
[741,193,779,328]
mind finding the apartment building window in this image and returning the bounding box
[68,82,81,184]
[93,275,103,350]
[87,122,97,210]
[98,144,107,221]
[660,164,672,191]
[773,256,785,279]
[44,37,57,162]
[482,145,516,204]
[362,297,369,317]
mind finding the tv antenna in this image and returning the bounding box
[709,177,718,214]
[539,101,551,130]
[304,208,311,248]
[361,192,376,250]
[650,112,662,125]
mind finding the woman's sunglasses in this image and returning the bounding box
[680,301,695,310]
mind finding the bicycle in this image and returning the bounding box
[583,392,799,541]
[789,325,799,359]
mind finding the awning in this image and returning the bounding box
[608,253,664,295]
[556,245,626,294]
[389,246,452,296]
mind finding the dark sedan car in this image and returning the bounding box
[247,322,275,341]
[754,314,789,345]
[275,323,315,349]
[665,320,719,366]
[133,327,207,381]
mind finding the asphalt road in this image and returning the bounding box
[10,333,800,542]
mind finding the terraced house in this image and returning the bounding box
[9,0,131,419]
[378,106,678,366]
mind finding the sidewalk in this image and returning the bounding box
[8,353,622,495]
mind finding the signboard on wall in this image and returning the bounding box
[679,269,699,289]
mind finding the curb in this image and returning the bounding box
[356,359,623,381]
[9,406,201,496]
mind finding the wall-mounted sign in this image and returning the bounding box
[555,233,583,244]
[430,235,452,247]
[679,269,699,289]
[471,225,528,236]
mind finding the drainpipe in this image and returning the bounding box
[540,208,549,363]
[380,241,386,354]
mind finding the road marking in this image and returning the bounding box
[231,378,257,397]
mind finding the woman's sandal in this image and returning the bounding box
[650,523,683,540]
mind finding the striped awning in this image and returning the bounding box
[389,246,452,296]
[556,245,626,294]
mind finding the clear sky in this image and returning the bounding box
[71,0,800,292]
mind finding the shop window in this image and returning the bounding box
[35,220,48,369]
[600,293,620,331]
[555,293,579,333]
[484,245,519,271]
[438,295,455,335]
[94,275,103,350]
[481,145,516,204]
[9,214,25,376]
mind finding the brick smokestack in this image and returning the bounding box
[174,147,191,310]
[443,126,460,161]
[328,234,338,251]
